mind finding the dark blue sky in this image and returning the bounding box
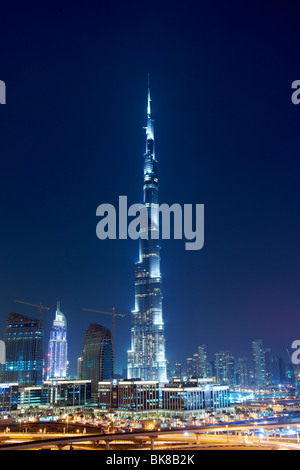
[0,0,299,375]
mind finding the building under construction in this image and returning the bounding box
[78,323,114,401]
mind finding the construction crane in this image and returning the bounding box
[15,300,50,321]
[82,307,125,349]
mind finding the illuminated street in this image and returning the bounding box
[1,415,300,450]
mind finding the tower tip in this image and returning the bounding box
[147,73,151,117]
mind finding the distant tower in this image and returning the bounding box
[198,344,208,377]
[252,339,266,388]
[236,357,250,387]
[215,351,236,385]
[47,302,68,379]
[127,75,167,383]
[175,362,182,378]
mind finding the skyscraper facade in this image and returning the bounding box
[127,77,167,383]
[198,344,211,378]
[215,351,236,385]
[175,362,182,378]
[252,339,266,388]
[80,323,113,396]
[47,302,68,379]
[236,357,250,387]
[3,313,44,386]
[271,356,286,385]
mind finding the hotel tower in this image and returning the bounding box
[47,302,68,379]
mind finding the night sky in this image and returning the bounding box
[0,0,299,376]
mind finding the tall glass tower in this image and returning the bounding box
[47,302,68,379]
[3,313,44,386]
[80,323,114,396]
[252,339,266,388]
[127,76,167,383]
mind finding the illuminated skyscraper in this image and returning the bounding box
[47,302,68,379]
[175,362,182,378]
[127,76,167,383]
[198,344,211,378]
[215,351,236,385]
[3,313,44,386]
[236,357,250,387]
[252,339,266,388]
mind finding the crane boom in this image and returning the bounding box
[15,300,50,320]
[82,308,125,317]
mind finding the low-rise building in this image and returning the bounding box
[98,379,159,414]
[0,383,19,411]
[5,379,92,409]
[98,378,230,417]
[162,378,229,418]
[42,379,92,407]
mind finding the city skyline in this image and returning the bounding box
[0,301,291,384]
[0,1,299,378]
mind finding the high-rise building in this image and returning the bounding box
[215,351,236,385]
[236,357,250,388]
[80,323,113,396]
[77,356,83,380]
[198,344,211,378]
[175,362,182,378]
[272,356,286,385]
[47,302,68,379]
[3,313,44,386]
[127,76,167,383]
[193,353,200,377]
[264,347,272,387]
[186,357,194,377]
[252,339,266,388]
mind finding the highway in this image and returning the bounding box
[0,416,300,450]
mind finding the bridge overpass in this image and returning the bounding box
[0,417,299,450]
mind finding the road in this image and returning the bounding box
[1,416,300,450]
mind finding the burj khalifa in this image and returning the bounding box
[127,76,168,383]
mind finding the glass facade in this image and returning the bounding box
[127,78,167,383]
[19,386,43,407]
[162,380,229,417]
[42,380,92,407]
[80,323,113,396]
[98,379,159,412]
[98,379,229,416]
[252,339,266,388]
[17,380,92,407]
[3,313,44,387]
[214,351,236,385]
[0,383,19,411]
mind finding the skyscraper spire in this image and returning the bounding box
[145,73,155,151]
[147,73,151,119]
[127,76,167,383]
